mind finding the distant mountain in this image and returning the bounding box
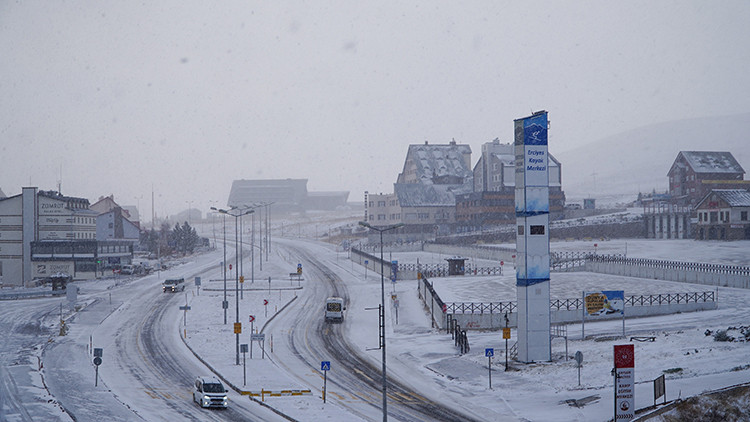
[555,113,750,206]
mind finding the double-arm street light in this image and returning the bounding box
[212,207,254,365]
[358,221,404,422]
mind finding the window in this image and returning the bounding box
[530,225,545,235]
[378,201,386,207]
[377,214,386,220]
[741,211,748,221]
[517,225,524,235]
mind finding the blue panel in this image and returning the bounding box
[523,113,548,146]
[516,277,551,287]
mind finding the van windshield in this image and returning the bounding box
[203,383,224,393]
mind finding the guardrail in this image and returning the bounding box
[0,290,66,300]
[425,288,716,330]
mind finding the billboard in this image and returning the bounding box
[584,290,624,316]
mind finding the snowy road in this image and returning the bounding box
[1,252,288,422]
[0,299,66,421]
[266,239,485,421]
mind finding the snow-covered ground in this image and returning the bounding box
[4,233,749,421]
[169,238,750,421]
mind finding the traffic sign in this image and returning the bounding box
[249,315,255,322]
[222,300,229,309]
[240,276,245,283]
[321,361,331,371]
[93,356,102,366]
[575,351,583,366]
[93,348,103,358]
[485,348,494,357]
[503,327,511,339]
[263,299,268,306]
[240,344,249,353]
[234,322,242,334]
[195,277,201,286]
[179,305,191,311]
[251,333,265,341]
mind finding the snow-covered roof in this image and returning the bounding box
[394,183,470,207]
[697,189,750,208]
[675,151,745,174]
[404,142,473,185]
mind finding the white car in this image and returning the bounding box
[193,376,228,409]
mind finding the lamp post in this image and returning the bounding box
[358,221,403,422]
[213,207,253,365]
[185,200,193,226]
[210,207,228,325]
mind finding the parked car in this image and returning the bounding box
[193,376,228,409]
[120,264,135,275]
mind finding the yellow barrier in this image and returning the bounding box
[242,389,312,401]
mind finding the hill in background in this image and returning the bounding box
[555,113,750,206]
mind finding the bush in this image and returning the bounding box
[713,330,734,342]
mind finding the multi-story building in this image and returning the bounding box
[668,151,748,207]
[0,187,132,287]
[646,151,749,239]
[364,140,473,241]
[455,139,564,232]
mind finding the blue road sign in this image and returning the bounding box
[485,348,494,357]
[321,361,331,371]
[179,305,191,311]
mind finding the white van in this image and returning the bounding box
[324,297,345,323]
[193,376,228,409]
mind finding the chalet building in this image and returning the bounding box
[364,140,473,242]
[455,139,565,232]
[646,151,749,239]
[668,151,748,207]
[694,189,750,240]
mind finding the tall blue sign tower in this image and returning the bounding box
[514,110,551,363]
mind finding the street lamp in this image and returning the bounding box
[212,207,254,365]
[210,208,228,325]
[358,221,404,422]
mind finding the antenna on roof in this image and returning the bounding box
[57,164,62,194]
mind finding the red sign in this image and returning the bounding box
[249,315,255,322]
[614,344,635,421]
[229,264,232,270]
[263,299,268,306]
[614,344,634,368]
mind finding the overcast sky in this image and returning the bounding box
[2,1,749,220]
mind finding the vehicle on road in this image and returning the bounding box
[193,376,228,409]
[162,278,185,293]
[324,297,345,323]
[120,264,135,275]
